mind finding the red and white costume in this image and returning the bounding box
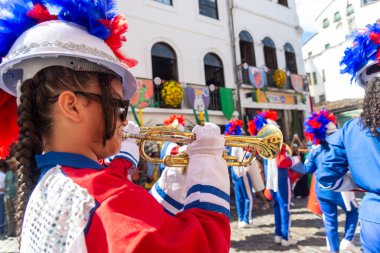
[20,124,231,253]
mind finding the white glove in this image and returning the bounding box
[341,191,359,211]
[118,121,140,168]
[186,123,225,157]
[183,123,230,218]
[123,121,140,144]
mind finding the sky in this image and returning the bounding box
[295,0,332,44]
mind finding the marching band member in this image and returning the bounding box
[0,1,230,252]
[316,20,380,253]
[159,114,185,171]
[303,109,360,253]
[225,120,256,228]
[249,111,298,246]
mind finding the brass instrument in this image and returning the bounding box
[123,124,283,167]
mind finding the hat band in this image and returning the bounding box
[3,41,119,63]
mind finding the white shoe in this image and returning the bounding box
[274,235,282,244]
[340,239,361,253]
[238,221,258,228]
[281,237,298,246]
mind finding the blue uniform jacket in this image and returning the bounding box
[304,145,342,200]
[316,118,380,223]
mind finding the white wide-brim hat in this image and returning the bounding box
[0,20,137,100]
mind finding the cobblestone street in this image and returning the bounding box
[229,197,361,253]
[0,198,361,253]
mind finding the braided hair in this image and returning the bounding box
[15,66,120,237]
[360,76,380,137]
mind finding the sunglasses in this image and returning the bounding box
[49,91,130,122]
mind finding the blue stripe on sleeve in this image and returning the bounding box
[187,184,230,203]
[152,183,184,210]
[184,201,230,219]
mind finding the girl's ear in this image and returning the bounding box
[57,91,83,123]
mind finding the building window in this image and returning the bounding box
[312,72,317,85]
[153,0,172,5]
[204,53,224,110]
[319,94,326,103]
[151,42,178,106]
[323,18,330,28]
[306,73,312,85]
[347,4,354,16]
[263,37,278,70]
[322,69,326,82]
[325,43,331,49]
[284,43,297,74]
[278,0,288,7]
[199,0,218,19]
[239,31,256,84]
[333,11,341,22]
[239,31,256,66]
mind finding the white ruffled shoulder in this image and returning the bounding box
[20,166,96,253]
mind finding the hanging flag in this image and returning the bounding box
[290,74,304,93]
[248,66,266,89]
[130,79,154,108]
[219,87,235,120]
[186,87,210,111]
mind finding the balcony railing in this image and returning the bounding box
[152,80,222,111]
[208,89,221,111]
[240,66,308,92]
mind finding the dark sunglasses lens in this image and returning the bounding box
[119,108,127,121]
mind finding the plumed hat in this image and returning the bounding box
[304,108,337,145]
[224,119,243,136]
[247,110,278,136]
[164,114,185,131]
[340,20,380,87]
[0,0,137,100]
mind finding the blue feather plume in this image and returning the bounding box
[43,0,117,39]
[340,21,380,82]
[253,114,267,132]
[0,0,36,59]
[304,108,337,145]
[0,0,119,62]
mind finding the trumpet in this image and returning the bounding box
[123,124,283,167]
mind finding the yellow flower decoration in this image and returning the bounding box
[161,80,184,107]
[273,69,286,88]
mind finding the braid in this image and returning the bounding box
[14,66,121,238]
[360,77,380,136]
[15,79,43,238]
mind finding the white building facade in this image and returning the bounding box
[118,0,310,140]
[302,0,380,105]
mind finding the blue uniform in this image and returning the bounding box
[304,145,358,252]
[270,169,291,240]
[229,147,254,225]
[266,145,293,240]
[317,118,380,253]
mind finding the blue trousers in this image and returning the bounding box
[0,194,4,235]
[360,219,380,253]
[318,195,358,252]
[231,169,254,224]
[270,169,291,240]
